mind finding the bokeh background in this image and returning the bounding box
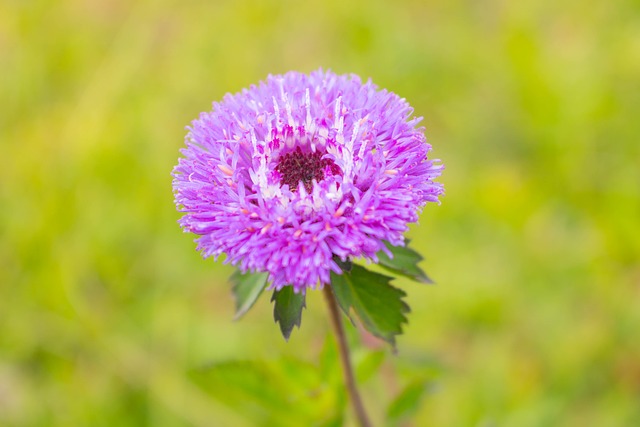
[2,0,639,425]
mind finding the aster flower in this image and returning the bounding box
[173,70,443,293]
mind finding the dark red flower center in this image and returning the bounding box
[275,147,341,192]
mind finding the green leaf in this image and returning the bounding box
[230,270,269,320]
[377,241,433,284]
[190,358,342,427]
[386,379,431,423]
[330,265,409,348]
[272,286,305,341]
[319,334,341,386]
[354,350,386,383]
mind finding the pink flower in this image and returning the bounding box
[173,70,443,291]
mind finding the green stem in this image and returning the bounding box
[323,285,373,427]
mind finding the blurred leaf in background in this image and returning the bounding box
[1,0,639,426]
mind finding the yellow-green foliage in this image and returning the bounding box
[1,0,639,426]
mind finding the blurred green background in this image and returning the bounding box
[2,0,639,425]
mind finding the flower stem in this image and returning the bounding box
[323,285,373,427]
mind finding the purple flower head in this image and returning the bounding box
[173,70,443,292]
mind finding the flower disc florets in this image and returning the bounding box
[173,70,443,292]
